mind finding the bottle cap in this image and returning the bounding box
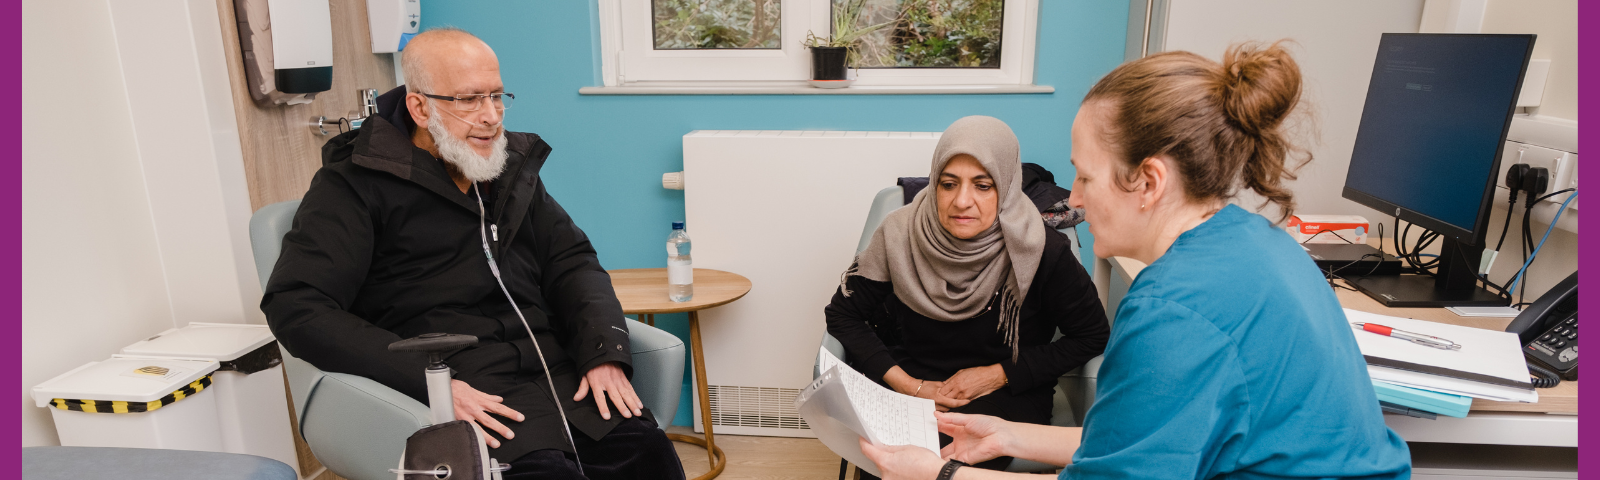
[672,221,685,230]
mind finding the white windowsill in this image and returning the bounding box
[578,83,1055,95]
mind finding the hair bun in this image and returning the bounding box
[1220,41,1302,135]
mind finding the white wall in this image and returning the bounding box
[22,0,176,447]
[21,0,261,446]
[1475,0,1578,300]
[1162,0,1426,221]
[1161,0,1578,301]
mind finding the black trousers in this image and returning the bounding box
[505,416,685,480]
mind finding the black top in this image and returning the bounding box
[261,109,634,460]
[824,230,1110,395]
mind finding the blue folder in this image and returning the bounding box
[1371,380,1472,418]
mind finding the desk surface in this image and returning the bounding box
[1105,256,1576,415]
[608,268,753,314]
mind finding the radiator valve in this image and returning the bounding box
[663,171,685,190]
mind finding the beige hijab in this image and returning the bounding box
[844,116,1045,361]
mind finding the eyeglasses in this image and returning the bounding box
[420,92,515,112]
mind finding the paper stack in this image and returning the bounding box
[1345,308,1537,419]
[796,346,940,477]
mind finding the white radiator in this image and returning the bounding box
[683,130,940,437]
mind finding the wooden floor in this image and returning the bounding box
[669,426,844,480]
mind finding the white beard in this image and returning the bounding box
[428,106,508,183]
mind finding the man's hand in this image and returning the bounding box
[937,412,1013,465]
[937,364,1007,401]
[574,361,643,420]
[859,437,945,480]
[451,379,524,449]
[884,366,969,412]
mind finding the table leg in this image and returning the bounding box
[690,311,716,466]
[646,313,654,327]
[666,310,726,480]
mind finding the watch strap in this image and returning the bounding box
[935,460,968,480]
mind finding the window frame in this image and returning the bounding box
[596,0,1041,88]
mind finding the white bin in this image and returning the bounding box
[119,323,300,475]
[32,357,223,451]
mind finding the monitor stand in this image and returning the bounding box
[1343,237,1508,308]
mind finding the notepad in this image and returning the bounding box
[1345,309,1537,403]
[1372,380,1471,418]
[797,346,940,478]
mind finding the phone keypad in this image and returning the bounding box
[1527,315,1578,373]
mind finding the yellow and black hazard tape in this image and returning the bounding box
[50,375,213,414]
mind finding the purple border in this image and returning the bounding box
[6,0,22,473]
[1,3,1589,478]
[1579,0,1596,476]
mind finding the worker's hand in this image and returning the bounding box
[885,366,969,412]
[451,379,524,449]
[575,361,643,420]
[859,437,945,480]
[938,364,1007,401]
[937,411,1012,465]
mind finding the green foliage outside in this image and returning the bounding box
[650,0,1002,68]
[849,0,1004,68]
[653,0,783,49]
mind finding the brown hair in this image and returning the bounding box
[1083,41,1310,221]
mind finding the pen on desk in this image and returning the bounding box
[1351,322,1462,350]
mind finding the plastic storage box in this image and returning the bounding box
[32,356,223,451]
[119,323,299,475]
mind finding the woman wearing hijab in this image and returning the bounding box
[825,115,1111,473]
[859,43,1410,480]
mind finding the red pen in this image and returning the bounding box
[1351,322,1462,350]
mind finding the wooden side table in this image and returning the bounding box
[609,268,752,480]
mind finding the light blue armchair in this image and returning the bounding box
[816,186,1105,474]
[250,200,685,480]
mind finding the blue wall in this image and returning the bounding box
[422,1,1129,426]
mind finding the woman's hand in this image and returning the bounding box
[860,437,945,480]
[938,364,1007,401]
[937,411,1013,465]
[451,379,525,448]
[885,366,970,411]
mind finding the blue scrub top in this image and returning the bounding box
[1065,205,1411,480]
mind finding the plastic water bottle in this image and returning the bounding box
[668,222,694,302]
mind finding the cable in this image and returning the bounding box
[1505,191,1577,295]
[474,184,585,473]
[1492,196,1516,252]
[1300,229,1356,245]
[1530,188,1576,205]
[1527,362,1562,389]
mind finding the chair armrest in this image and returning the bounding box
[626,319,685,427]
[298,372,431,480]
[814,333,846,379]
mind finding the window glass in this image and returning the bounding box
[844,0,1004,68]
[653,0,783,49]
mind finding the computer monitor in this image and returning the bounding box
[1340,33,1535,308]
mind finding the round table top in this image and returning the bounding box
[608,268,752,314]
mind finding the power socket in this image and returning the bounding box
[1498,142,1573,205]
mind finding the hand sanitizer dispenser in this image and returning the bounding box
[369,0,422,53]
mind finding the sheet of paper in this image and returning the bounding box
[1368,365,1537,403]
[798,347,940,477]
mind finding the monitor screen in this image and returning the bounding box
[1343,34,1533,244]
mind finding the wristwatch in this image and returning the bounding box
[936,460,968,480]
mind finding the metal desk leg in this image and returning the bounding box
[665,310,726,480]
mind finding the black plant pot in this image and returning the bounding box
[810,47,849,80]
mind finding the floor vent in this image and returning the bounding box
[707,385,809,431]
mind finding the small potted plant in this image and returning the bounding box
[803,0,896,86]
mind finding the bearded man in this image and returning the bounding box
[261,28,684,480]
